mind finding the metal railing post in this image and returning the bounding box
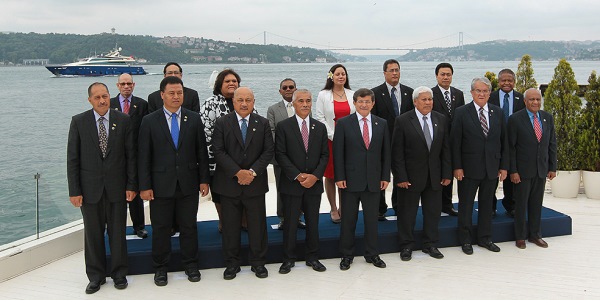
[34,173,41,239]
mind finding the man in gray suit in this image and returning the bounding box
[67,82,137,294]
[267,78,305,230]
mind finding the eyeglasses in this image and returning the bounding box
[166,71,181,75]
[472,89,490,95]
[281,85,296,90]
[118,82,134,86]
[385,68,400,73]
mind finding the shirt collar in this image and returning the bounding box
[119,94,131,103]
[386,82,400,93]
[93,109,109,122]
[163,107,181,118]
[235,112,249,123]
[438,85,450,94]
[526,109,539,119]
[356,112,371,122]
[474,102,489,112]
[415,109,431,120]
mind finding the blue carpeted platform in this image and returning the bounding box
[107,201,572,275]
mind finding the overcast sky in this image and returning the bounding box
[2,0,599,55]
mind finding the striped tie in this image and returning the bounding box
[533,113,542,142]
[479,107,488,137]
[362,117,370,149]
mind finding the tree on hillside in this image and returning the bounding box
[484,71,499,91]
[579,71,600,171]
[543,58,582,170]
[515,54,538,93]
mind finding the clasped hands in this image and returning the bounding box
[297,173,318,188]
[236,169,255,185]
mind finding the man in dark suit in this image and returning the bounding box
[451,77,508,255]
[489,69,525,216]
[371,59,414,219]
[110,73,149,238]
[147,62,200,113]
[508,88,557,249]
[138,76,210,286]
[67,82,137,294]
[392,86,452,261]
[211,87,274,280]
[275,89,329,274]
[334,88,391,270]
[431,62,465,216]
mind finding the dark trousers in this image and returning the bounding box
[379,186,398,215]
[339,189,380,258]
[81,191,127,282]
[441,181,455,212]
[514,176,545,240]
[457,177,497,244]
[397,179,442,249]
[149,184,199,271]
[273,164,284,220]
[282,193,321,262]
[221,194,268,267]
[128,194,145,230]
[492,178,514,212]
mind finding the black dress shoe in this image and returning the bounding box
[478,241,501,252]
[339,257,353,270]
[378,213,387,221]
[185,269,201,282]
[422,247,444,259]
[297,220,307,229]
[306,260,326,272]
[135,228,148,238]
[462,244,473,255]
[400,248,412,261]
[223,266,241,280]
[279,261,294,274]
[251,265,269,278]
[113,277,128,289]
[442,208,458,216]
[365,255,386,268]
[85,279,106,294]
[154,270,168,286]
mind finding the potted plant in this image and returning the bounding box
[543,59,582,198]
[579,71,600,199]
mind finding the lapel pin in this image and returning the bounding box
[543,119,546,122]
[516,97,520,100]
[114,108,118,110]
[375,122,378,125]
[253,128,256,132]
[490,109,494,113]
[133,105,137,108]
[434,123,438,127]
[184,115,188,122]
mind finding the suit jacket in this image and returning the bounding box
[211,112,274,198]
[489,90,525,114]
[371,82,415,135]
[431,85,465,125]
[313,89,356,141]
[333,113,391,193]
[137,107,210,197]
[110,94,148,146]
[67,109,137,203]
[451,102,509,180]
[147,87,200,113]
[391,110,452,192]
[267,99,296,165]
[275,116,329,196]
[508,109,557,179]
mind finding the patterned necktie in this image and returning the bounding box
[503,93,510,122]
[533,113,542,142]
[171,112,179,148]
[362,117,370,149]
[241,118,248,144]
[123,97,130,114]
[301,120,309,151]
[391,87,400,117]
[479,107,488,137]
[286,102,294,117]
[444,91,452,113]
[98,116,108,158]
[423,116,432,150]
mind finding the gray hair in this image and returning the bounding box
[471,77,492,91]
[292,89,312,102]
[523,88,541,99]
[412,86,433,101]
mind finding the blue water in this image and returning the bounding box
[1,61,597,245]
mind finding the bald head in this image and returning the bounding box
[116,73,135,98]
[233,87,255,118]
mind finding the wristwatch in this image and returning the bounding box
[250,169,257,177]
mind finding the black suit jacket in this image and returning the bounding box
[489,90,525,114]
[275,116,329,196]
[67,109,137,203]
[110,94,148,146]
[138,108,210,197]
[508,109,557,179]
[147,87,200,113]
[333,113,391,193]
[211,112,274,198]
[371,82,414,135]
[391,110,452,192]
[451,102,509,180]
[431,85,465,124]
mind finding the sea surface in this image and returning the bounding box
[1,60,598,246]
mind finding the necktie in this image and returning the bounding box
[479,107,488,137]
[362,117,370,149]
[241,118,248,144]
[98,116,108,158]
[423,116,432,150]
[301,120,309,151]
[444,91,452,114]
[503,93,510,122]
[286,102,294,117]
[533,114,542,142]
[171,112,179,148]
[123,98,130,114]
[390,87,400,117]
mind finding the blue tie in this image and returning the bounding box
[503,93,510,122]
[171,112,179,149]
[391,87,400,117]
[241,118,248,144]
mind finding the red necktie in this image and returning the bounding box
[123,98,130,114]
[301,120,309,151]
[533,113,542,142]
[362,117,370,149]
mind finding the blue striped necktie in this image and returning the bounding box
[171,112,179,148]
